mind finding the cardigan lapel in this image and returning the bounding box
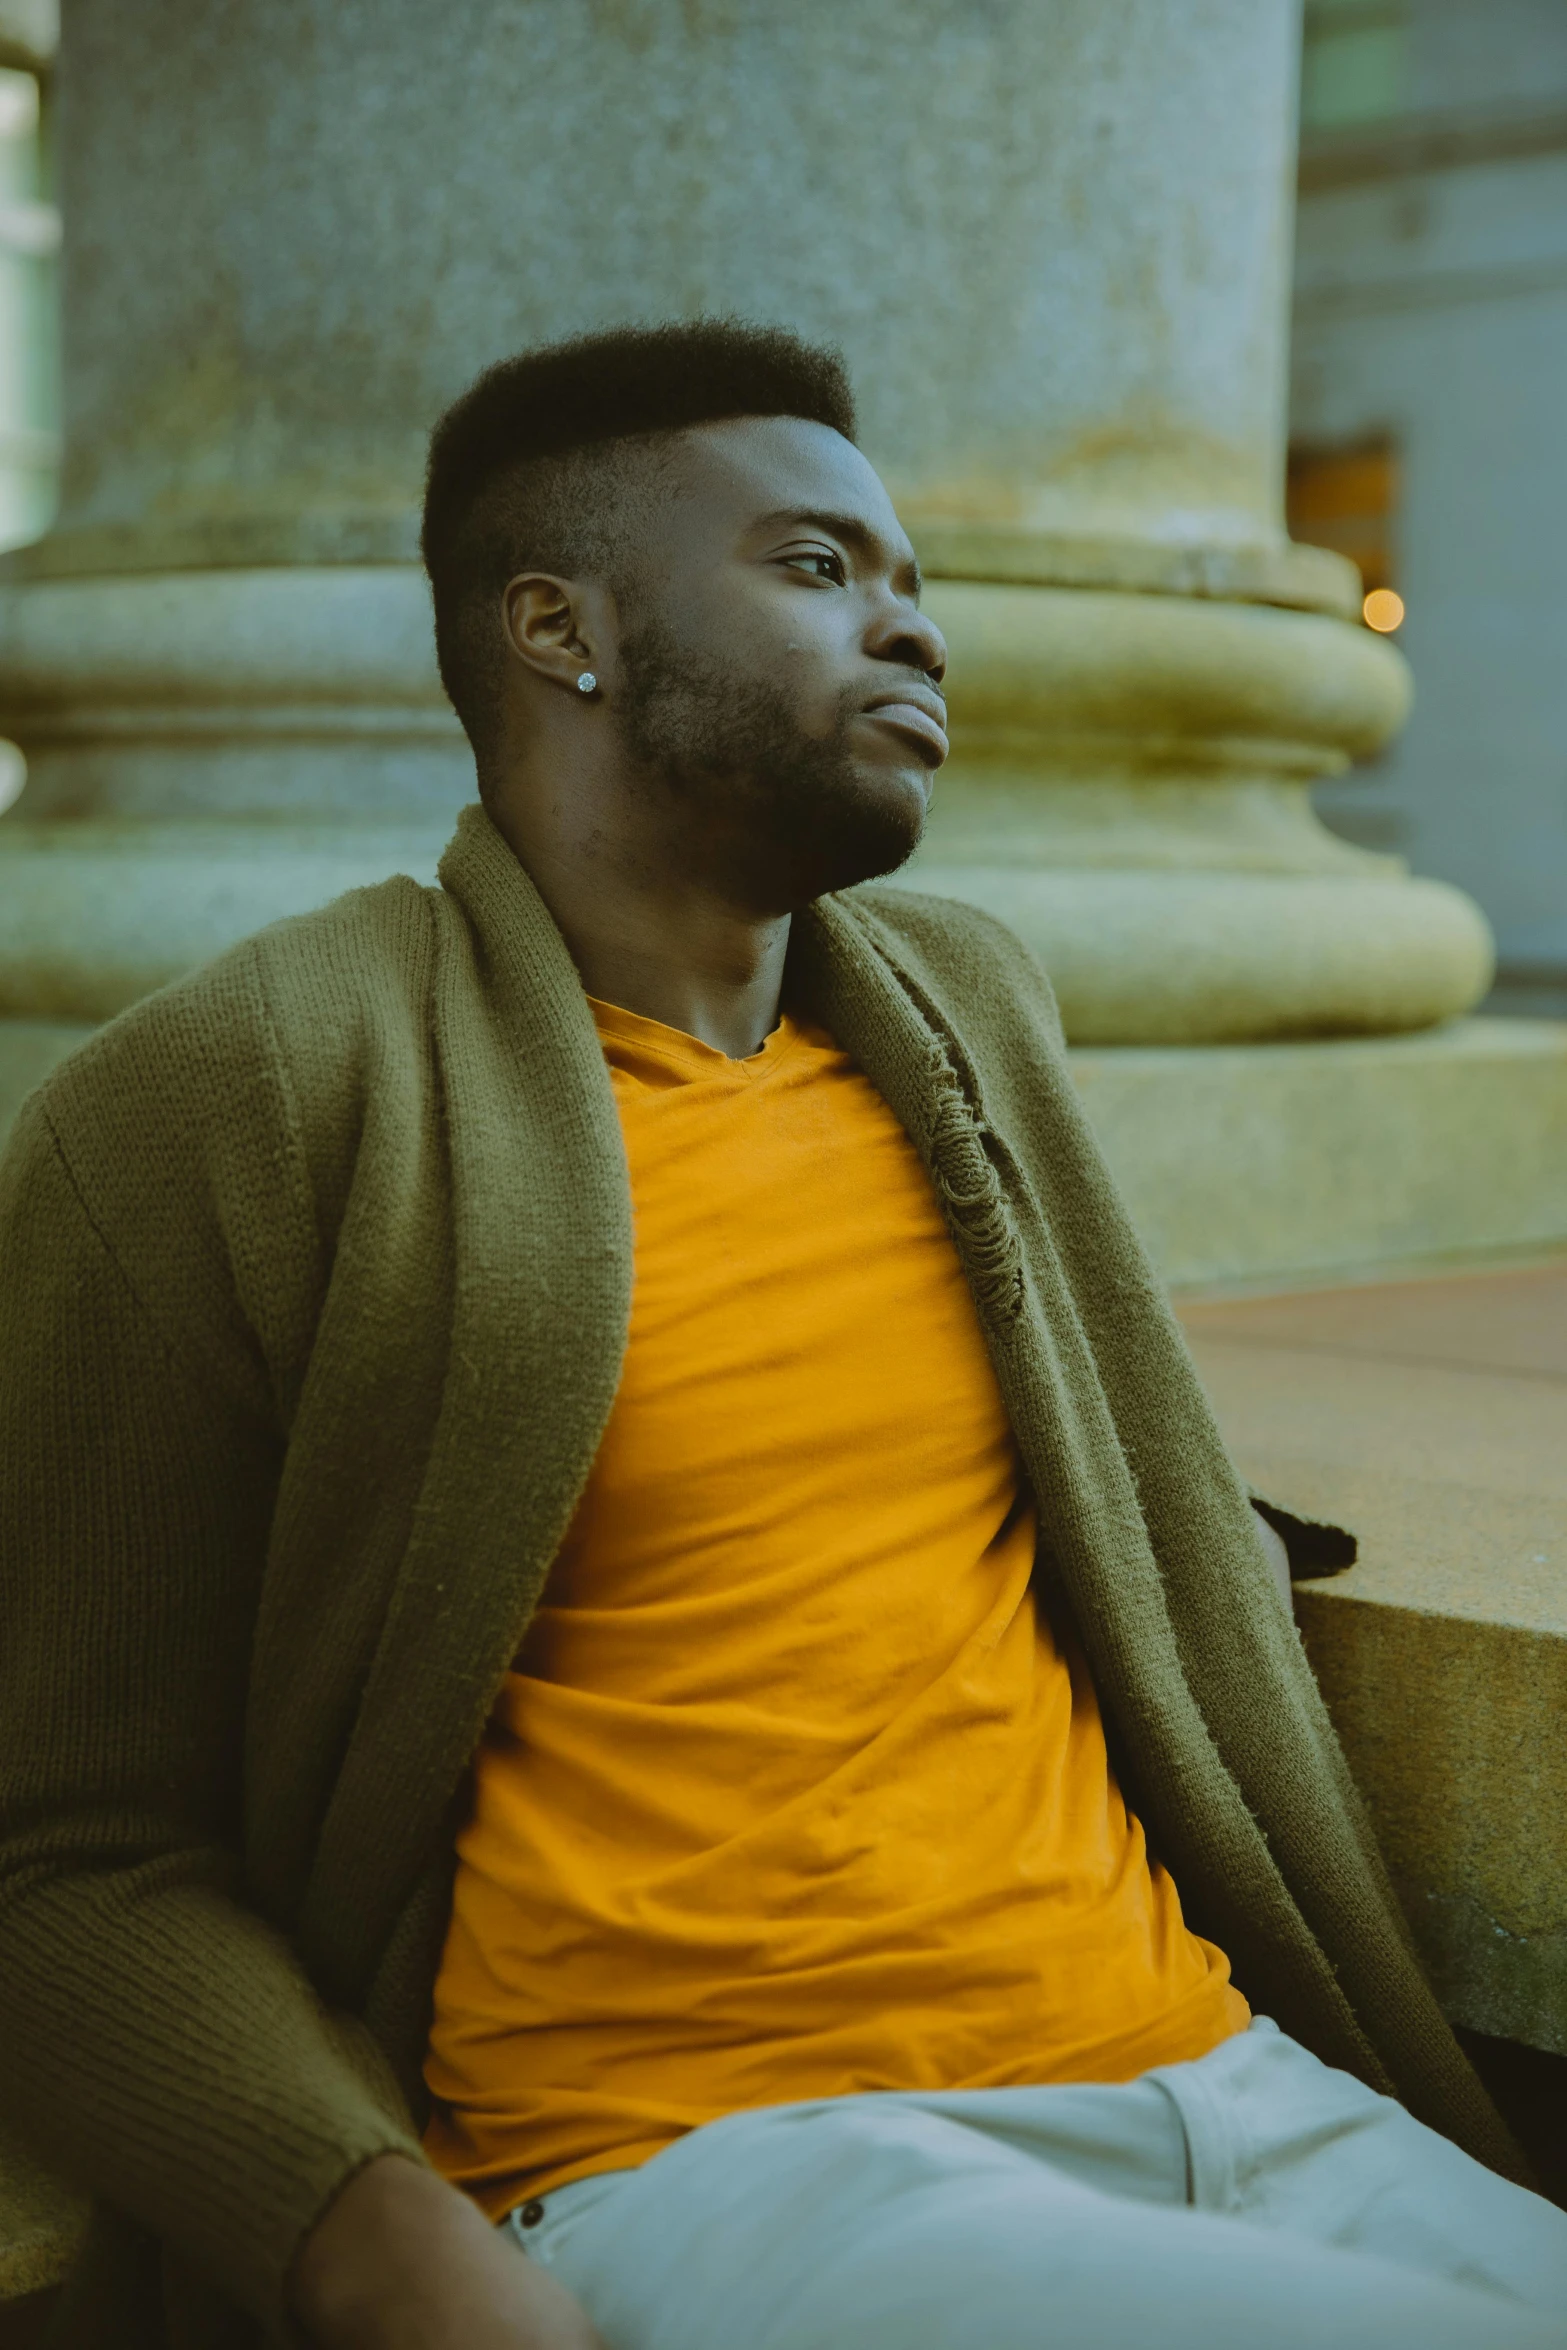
[299,808,634,2004]
[291,846,1514,2175]
[794,891,1386,2071]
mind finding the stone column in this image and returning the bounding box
[5,0,1554,1285]
[0,0,1488,1026]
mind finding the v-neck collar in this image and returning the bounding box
[587,994,806,1089]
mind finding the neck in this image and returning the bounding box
[486,756,792,1060]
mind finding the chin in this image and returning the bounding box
[852,762,931,861]
[791,768,929,902]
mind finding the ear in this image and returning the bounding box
[502,573,595,693]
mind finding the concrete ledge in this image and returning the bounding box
[1296,1532,1567,2056]
[1181,1267,1567,2055]
[1079,1016,1567,1289]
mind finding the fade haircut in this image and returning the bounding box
[421,320,858,768]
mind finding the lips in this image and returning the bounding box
[861,688,949,767]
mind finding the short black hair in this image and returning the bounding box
[421,320,857,766]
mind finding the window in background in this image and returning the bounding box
[1289,437,1407,850]
[1286,436,1402,633]
[0,58,59,555]
[1301,0,1409,134]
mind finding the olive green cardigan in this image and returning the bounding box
[0,807,1518,2346]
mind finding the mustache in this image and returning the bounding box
[871,667,946,708]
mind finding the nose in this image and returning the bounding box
[867,595,947,687]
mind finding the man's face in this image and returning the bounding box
[607,415,948,914]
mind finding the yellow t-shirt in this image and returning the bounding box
[423,1002,1247,2215]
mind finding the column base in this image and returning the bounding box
[0,820,448,1021]
[909,862,1493,1043]
[901,580,1492,1043]
[1073,1016,1567,1290]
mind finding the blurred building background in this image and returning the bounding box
[1290,0,1567,1015]
[0,0,54,557]
[0,0,56,820]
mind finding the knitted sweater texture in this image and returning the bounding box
[0,807,1518,2346]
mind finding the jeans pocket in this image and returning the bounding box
[506,2172,634,2269]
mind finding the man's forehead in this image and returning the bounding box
[672,413,903,540]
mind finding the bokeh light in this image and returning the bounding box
[1362,587,1405,633]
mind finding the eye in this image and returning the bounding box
[780,546,847,585]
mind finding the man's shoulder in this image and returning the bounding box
[25,871,449,1223]
[0,872,456,1357]
[836,881,1066,1054]
[45,871,442,1102]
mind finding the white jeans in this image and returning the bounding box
[505,2020,1567,2349]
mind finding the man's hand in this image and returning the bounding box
[292,2152,608,2350]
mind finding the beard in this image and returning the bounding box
[611,615,927,913]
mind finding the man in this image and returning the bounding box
[0,321,1562,2350]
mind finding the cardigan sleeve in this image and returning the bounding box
[0,1101,424,2329]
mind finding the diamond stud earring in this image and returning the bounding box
[577,671,598,695]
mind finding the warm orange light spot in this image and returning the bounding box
[1362,587,1405,633]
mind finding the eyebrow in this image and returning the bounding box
[752,507,923,598]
